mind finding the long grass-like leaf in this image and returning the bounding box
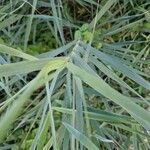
[67,63,150,131]
[63,122,99,150]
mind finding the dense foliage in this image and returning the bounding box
[0,0,150,149]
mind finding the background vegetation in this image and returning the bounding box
[0,0,150,149]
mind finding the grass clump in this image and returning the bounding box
[0,0,150,150]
